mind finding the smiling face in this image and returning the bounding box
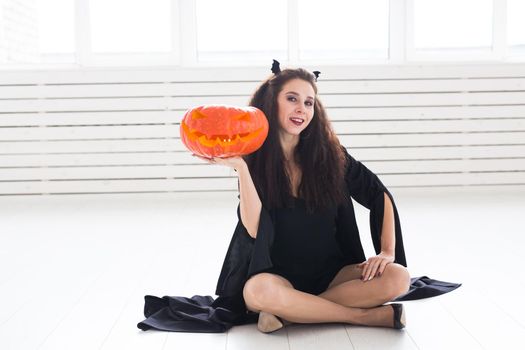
[276,79,315,140]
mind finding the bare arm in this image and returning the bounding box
[359,192,396,281]
[380,192,395,255]
[236,162,262,238]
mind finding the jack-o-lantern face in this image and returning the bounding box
[180,105,269,158]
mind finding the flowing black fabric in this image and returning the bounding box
[394,276,461,301]
[137,147,461,332]
[137,295,258,332]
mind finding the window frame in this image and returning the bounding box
[405,0,502,62]
[5,0,525,69]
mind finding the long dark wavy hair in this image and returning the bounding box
[244,67,348,213]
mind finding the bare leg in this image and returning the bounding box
[243,273,398,328]
[318,263,411,308]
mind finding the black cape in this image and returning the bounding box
[138,148,461,332]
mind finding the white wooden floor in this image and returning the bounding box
[1,186,524,350]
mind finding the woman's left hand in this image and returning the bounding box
[358,252,395,281]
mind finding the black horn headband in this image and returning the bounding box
[270,59,321,81]
[271,59,281,74]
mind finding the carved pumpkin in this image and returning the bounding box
[180,104,269,158]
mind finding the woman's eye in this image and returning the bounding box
[287,96,296,102]
[305,101,313,107]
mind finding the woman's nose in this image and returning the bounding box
[295,104,306,114]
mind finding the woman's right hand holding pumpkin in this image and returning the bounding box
[192,153,246,172]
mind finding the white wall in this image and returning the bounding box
[1,63,524,195]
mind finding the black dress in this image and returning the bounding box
[137,147,461,332]
[213,146,406,300]
[265,197,347,295]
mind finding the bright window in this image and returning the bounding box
[195,0,287,62]
[298,0,389,60]
[90,0,172,53]
[36,0,75,54]
[414,0,492,51]
[3,0,525,68]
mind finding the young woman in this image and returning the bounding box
[194,63,411,332]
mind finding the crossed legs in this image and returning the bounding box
[242,263,410,328]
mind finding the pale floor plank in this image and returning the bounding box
[0,229,119,349]
[0,253,112,350]
[0,230,54,285]
[480,288,525,330]
[103,200,231,350]
[37,243,153,350]
[438,284,525,349]
[38,217,203,350]
[226,323,289,350]
[100,240,197,350]
[100,252,171,350]
[24,204,192,350]
[286,323,353,350]
[345,325,418,350]
[436,252,525,344]
[398,190,525,348]
[402,300,482,349]
[157,244,228,350]
[164,332,227,350]
[0,228,111,325]
[391,189,525,349]
[1,187,524,349]
[162,211,237,350]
